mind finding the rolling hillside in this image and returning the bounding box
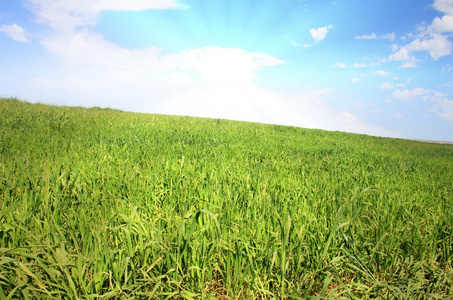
[1,98,452,299]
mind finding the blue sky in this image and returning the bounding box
[1,0,453,141]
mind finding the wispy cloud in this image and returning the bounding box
[380,82,394,89]
[435,97,453,123]
[380,81,405,89]
[376,70,390,76]
[355,33,377,40]
[355,32,395,41]
[290,40,313,49]
[392,88,432,100]
[391,87,453,122]
[382,33,396,41]
[0,24,30,42]
[353,63,368,68]
[400,61,418,68]
[24,0,185,32]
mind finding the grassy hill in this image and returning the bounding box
[1,98,452,299]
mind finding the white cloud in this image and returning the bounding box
[406,33,452,60]
[382,33,396,41]
[355,32,395,41]
[401,61,418,68]
[353,63,368,68]
[380,81,404,89]
[385,46,419,67]
[355,33,377,40]
[376,70,390,76]
[290,40,311,49]
[94,0,185,11]
[310,25,333,42]
[334,62,346,68]
[380,82,394,89]
[432,15,453,32]
[25,0,184,31]
[350,77,361,83]
[40,30,163,69]
[22,0,289,115]
[44,28,286,84]
[387,47,416,62]
[392,88,432,100]
[29,40,287,110]
[433,0,453,15]
[21,0,294,124]
[0,24,30,42]
[390,87,453,122]
[435,97,453,122]
[383,1,453,68]
[181,47,286,89]
[424,88,453,123]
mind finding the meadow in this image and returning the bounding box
[0,97,452,299]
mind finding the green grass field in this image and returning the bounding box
[1,98,452,299]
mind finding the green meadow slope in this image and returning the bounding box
[1,98,452,299]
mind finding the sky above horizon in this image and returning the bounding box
[1,0,453,141]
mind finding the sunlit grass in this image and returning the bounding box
[1,98,452,299]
